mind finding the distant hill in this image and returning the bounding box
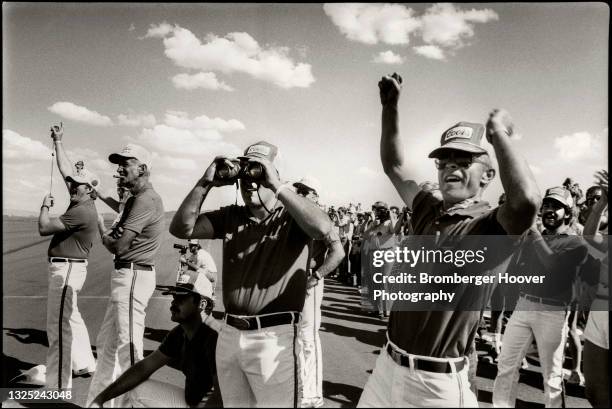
[3,210,178,221]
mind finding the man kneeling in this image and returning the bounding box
[89,270,218,408]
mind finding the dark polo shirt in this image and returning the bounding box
[520,230,588,303]
[48,198,98,259]
[388,190,516,358]
[206,204,310,315]
[158,323,218,406]
[113,183,164,265]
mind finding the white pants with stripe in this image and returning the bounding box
[216,320,302,407]
[86,267,156,407]
[45,260,96,389]
[357,341,476,407]
[300,279,324,404]
[493,298,569,408]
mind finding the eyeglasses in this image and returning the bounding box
[434,154,488,170]
[586,195,602,204]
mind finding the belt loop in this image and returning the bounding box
[449,361,457,374]
[255,316,261,329]
[408,355,415,373]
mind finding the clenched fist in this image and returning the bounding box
[378,73,403,106]
[486,109,514,143]
[50,122,63,141]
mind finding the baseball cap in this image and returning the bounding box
[428,122,488,158]
[109,144,153,169]
[65,169,99,187]
[293,176,322,195]
[76,160,84,166]
[239,141,279,163]
[544,186,574,209]
[372,201,389,209]
[156,269,213,300]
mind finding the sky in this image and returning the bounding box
[3,3,609,215]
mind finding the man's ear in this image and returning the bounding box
[480,168,496,187]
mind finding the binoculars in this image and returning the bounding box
[215,158,264,181]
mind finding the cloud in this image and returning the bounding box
[372,50,405,64]
[142,22,174,38]
[128,23,136,32]
[413,45,445,60]
[48,102,113,126]
[419,3,498,48]
[117,111,157,127]
[324,3,498,58]
[323,3,420,45]
[154,154,198,171]
[171,72,234,91]
[143,24,315,89]
[163,111,245,133]
[553,131,605,162]
[3,129,52,161]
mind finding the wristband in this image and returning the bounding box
[41,205,50,211]
[275,183,292,199]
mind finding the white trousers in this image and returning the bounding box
[300,279,324,404]
[45,260,96,389]
[86,267,156,407]
[128,379,190,408]
[493,297,569,407]
[216,320,302,407]
[357,342,477,408]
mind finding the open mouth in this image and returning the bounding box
[444,174,462,183]
[543,213,557,222]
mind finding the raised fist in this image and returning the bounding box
[486,109,514,142]
[42,194,54,208]
[50,122,63,141]
[378,73,403,106]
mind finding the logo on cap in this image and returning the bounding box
[444,126,473,141]
[246,145,271,157]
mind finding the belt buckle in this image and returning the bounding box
[232,317,251,330]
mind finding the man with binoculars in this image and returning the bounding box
[170,141,337,407]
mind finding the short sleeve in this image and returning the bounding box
[158,327,183,359]
[59,205,87,231]
[204,207,233,240]
[197,250,217,273]
[120,195,155,235]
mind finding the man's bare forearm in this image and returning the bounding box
[584,199,608,250]
[170,181,212,238]
[53,140,74,182]
[316,237,345,277]
[381,105,405,175]
[492,131,540,233]
[276,188,332,239]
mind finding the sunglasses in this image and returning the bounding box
[434,154,488,170]
[586,196,602,204]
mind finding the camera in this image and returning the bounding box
[215,158,264,181]
[173,243,188,254]
[374,207,390,221]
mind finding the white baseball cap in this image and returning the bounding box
[293,176,322,195]
[109,144,153,169]
[156,269,213,300]
[65,169,99,187]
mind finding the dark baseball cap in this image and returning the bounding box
[372,201,389,209]
[544,186,574,209]
[428,122,488,158]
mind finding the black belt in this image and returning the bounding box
[114,261,154,271]
[521,293,567,307]
[49,257,86,263]
[386,344,466,373]
[225,312,300,330]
